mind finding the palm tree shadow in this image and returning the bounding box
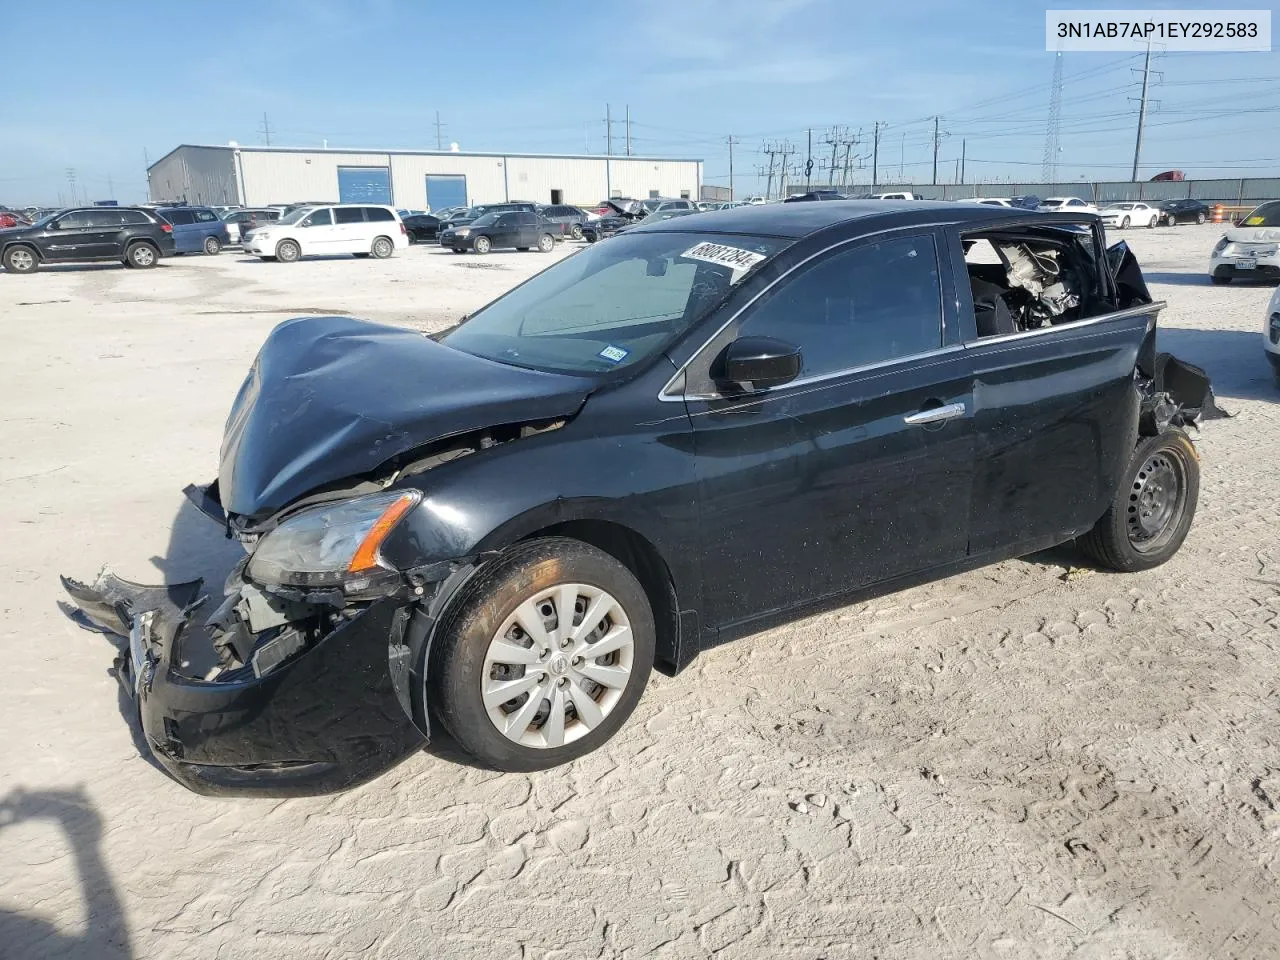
[0,787,132,959]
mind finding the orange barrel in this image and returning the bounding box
[1212,204,1225,223]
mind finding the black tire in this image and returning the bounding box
[276,239,300,263]
[1077,428,1199,573]
[537,233,555,252]
[371,236,394,259]
[203,235,222,255]
[1196,213,1206,225]
[427,537,656,771]
[474,236,491,254]
[2,244,39,274]
[585,233,598,243]
[570,223,584,241]
[1147,215,1157,228]
[1211,275,1231,285]
[1120,216,1130,229]
[125,241,159,269]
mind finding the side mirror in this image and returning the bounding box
[716,336,802,390]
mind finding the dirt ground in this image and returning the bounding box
[0,226,1277,960]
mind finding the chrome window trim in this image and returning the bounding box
[658,227,944,403]
[962,301,1165,349]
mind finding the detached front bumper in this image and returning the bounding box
[62,570,426,796]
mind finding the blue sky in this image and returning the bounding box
[3,0,1278,204]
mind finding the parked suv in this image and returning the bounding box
[0,206,175,273]
[437,202,539,236]
[156,205,230,255]
[537,204,591,240]
[244,204,408,263]
[440,210,557,254]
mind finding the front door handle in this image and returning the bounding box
[904,402,966,426]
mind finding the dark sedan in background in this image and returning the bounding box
[1158,198,1210,225]
[402,213,442,243]
[439,210,557,253]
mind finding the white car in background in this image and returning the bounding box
[1099,202,1160,229]
[872,191,917,200]
[244,204,408,263]
[1266,285,1280,384]
[1039,196,1100,215]
[960,197,1013,207]
[1209,200,1280,285]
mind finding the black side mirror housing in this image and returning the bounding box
[717,336,802,390]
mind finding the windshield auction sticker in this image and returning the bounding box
[681,241,766,275]
[1046,10,1270,50]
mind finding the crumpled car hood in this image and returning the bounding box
[219,316,592,519]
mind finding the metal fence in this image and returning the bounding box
[788,177,1280,207]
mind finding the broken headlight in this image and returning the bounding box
[247,490,420,593]
[1212,237,1229,256]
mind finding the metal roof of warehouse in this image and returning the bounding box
[149,144,703,171]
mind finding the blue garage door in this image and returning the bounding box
[338,166,391,204]
[426,174,468,212]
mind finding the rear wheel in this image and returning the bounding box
[1196,212,1206,225]
[276,239,300,263]
[427,537,655,771]
[1076,428,1199,572]
[2,245,38,274]
[537,233,555,252]
[203,235,222,255]
[125,242,158,269]
[371,236,394,259]
[474,236,491,254]
[570,223,584,241]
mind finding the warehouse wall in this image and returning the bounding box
[154,147,703,209]
[147,147,238,205]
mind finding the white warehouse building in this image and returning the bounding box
[147,144,703,211]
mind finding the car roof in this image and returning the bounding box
[629,199,1088,240]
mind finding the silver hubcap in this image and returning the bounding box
[281,243,297,260]
[11,250,33,269]
[482,583,634,749]
[540,236,552,250]
[205,238,217,253]
[133,246,154,265]
[375,240,390,256]
[476,238,489,252]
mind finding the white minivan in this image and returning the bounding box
[244,204,408,262]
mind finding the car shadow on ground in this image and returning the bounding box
[0,787,132,959]
[1159,327,1278,403]
[17,263,169,275]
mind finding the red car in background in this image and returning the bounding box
[0,211,31,228]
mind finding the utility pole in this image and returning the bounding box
[1043,49,1064,182]
[960,139,966,184]
[605,104,613,156]
[804,128,813,191]
[931,117,941,185]
[899,133,905,179]
[871,121,882,189]
[65,168,77,205]
[625,105,632,156]
[434,111,445,150]
[824,127,840,187]
[260,112,273,146]
[726,135,739,199]
[1130,41,1154,181]
[763,142,777,200]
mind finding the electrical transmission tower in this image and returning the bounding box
[1042,50,1063,183]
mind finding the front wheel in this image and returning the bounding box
[2,245,38,273]
[473,236,491,254]
[1120,216,1130,229]
[203,235,222,255]
[427,537,656,771]
[537,233,555,252]
[276,239,300,263]
[1076,428,1199,572]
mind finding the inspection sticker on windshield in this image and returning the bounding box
[681,241,766,275]
[598,345,629,363]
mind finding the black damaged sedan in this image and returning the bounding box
[66,201,1220,795]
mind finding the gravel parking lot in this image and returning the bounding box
[1,228,1278,960]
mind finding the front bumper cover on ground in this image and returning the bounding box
[61,571,426,797]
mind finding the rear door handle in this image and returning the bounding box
[904,402,966,426]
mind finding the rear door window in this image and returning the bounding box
[194,209,219,222]
[119,210,151,225]
[165,209,196,225]
[365,207,394,222]
[87,210,126,227]
[333,207,365,224]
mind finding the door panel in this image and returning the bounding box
[297,209,335,254]
[964,312,1151,554]
[43,211,117,260]
[687,353,974,629]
